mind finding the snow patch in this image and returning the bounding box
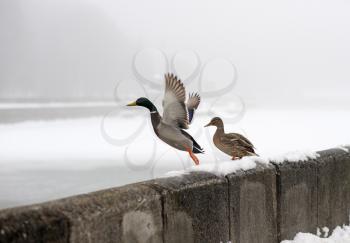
[336,145,349,153]
[164,150,322,177]
[269,150,320,164]
[281,225,350,243]
[164,170,187,177]
[165,156,268,177]
[322,227,329,238]
[317,228,322,237]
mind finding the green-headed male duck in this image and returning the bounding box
[127,73,204,165]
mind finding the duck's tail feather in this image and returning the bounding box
[180,129,205,154]
[193,144,205,154]
[247,151,259,156]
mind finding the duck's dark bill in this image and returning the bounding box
[127,101,137,106]
[204,122,211,127]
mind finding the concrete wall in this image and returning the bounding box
[228,164,277,243]
[0,147,349,243]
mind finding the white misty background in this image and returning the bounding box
[0,0,349,209]
[1,0,350,107]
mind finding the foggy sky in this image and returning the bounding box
[0,0,349,108]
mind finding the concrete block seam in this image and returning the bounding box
[224,175,232,243]
[142,183,167,243]
[271,161,282,243]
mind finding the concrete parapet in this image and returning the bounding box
[317,147,350,232]
[0,184,163,243]
[0,147,349,243]
[272,159,318,241]
[227,164,277,243]
[145,172,230,243]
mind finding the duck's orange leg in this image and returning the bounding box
[186,147,200,165]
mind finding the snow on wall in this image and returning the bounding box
[165,150,320,177]
[282,225,350,243]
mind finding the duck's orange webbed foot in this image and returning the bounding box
[186,147,200,165]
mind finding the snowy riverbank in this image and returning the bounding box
[0,107,349,208]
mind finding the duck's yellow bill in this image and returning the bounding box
[127,101,137,106]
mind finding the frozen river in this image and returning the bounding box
[0,104,349,209]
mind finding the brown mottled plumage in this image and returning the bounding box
[205,117,257,160]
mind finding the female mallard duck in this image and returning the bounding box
[205,117,257,160]
[127,73,204,165]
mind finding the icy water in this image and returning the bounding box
[0,165,151,209]
[0,105,349,209]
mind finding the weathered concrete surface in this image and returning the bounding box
[145,172,229,243]
[273,159,318,241]
[317,147,350,232]
[1,184,163,243]
[1,147,350,243]
[0,206,69,243]
[227,164,277,243]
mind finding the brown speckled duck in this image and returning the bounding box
[127,73,204,165]
[205,117,257,160]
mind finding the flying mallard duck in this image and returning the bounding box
[127,73,204,165]
[205,117,257,160]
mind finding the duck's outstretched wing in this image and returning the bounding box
[162,73,189,129]
[187,92,201,123]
